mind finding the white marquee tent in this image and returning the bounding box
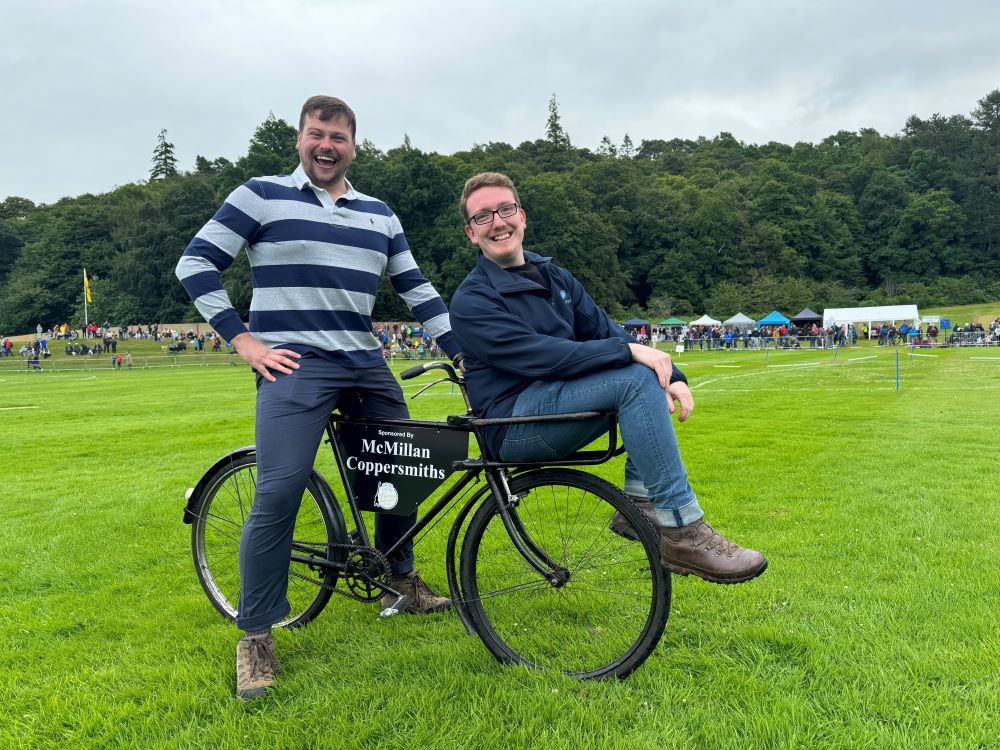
[689,314,721,326]
[823,304,920,330]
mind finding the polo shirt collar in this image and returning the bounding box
[292,165,359,201]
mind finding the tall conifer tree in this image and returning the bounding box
[150,128,179,180]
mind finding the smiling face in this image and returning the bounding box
[464,186,527,268]
[296,113,356,196]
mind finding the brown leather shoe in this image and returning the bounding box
[659,519,767,584]
[609,496,660,541]
[235,632,280,701]
[379,571,451,614]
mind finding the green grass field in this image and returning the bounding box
[2,345,998,749]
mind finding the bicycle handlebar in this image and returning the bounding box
[401,360,460,382]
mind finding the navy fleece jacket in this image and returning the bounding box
[450,251,687,455]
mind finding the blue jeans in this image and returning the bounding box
[500,364,704,528]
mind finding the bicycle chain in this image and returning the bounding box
[287,540,391,604]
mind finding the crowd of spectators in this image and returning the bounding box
[874,320,1000,347]
[1,335,140,371]
[6,315,997,371]
[946,319,1000,346]
[163,331,224,353]
[39,321,219,345]
[374,322,442,360]
[650,319,1000,350]
[64,342,104,356]
[654,323,858,351]
[625,326,652,344]
[874,322,929,346]
[1,321,230,370]
[14,338,49,369]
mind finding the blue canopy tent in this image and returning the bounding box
[757,311,790,328]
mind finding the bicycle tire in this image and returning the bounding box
[190,453,345,628]
[459,468,670,680]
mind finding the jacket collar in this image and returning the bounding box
[476,250,552,294]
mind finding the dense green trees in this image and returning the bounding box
[2,91,999,335]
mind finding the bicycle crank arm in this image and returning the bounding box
[378,594,413,618]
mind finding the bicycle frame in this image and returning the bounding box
[187,359,670,678]
[288,361,626,613]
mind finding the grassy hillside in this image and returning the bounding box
[920,301,1000,325]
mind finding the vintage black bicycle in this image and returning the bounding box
[182,361,670,680]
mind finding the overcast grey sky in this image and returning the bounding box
[2,0,997,205]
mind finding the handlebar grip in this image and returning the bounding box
[401,363,430,380]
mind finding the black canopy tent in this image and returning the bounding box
[790,308,822,325]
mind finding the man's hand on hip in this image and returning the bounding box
[232,332,301,382]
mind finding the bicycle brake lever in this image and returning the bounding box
[409,378,451,400]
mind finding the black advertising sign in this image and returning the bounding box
[334,422,469,515]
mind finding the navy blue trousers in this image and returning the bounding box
[236,355,415,631]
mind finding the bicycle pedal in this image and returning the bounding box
[378,595,413,618]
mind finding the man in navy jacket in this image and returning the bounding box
[449,172,766,585]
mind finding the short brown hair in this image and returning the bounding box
[299,96,357,139]
[460,172,520,222]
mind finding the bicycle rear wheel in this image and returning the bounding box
[189,453,345,628]
[459,468,670,679]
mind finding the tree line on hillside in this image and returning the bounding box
[1,91,999,335]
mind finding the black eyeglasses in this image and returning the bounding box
[467,202,520,226]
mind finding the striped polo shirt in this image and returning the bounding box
[176,166,458,368]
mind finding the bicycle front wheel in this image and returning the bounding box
[190,453,344,628]
[460,469,670,680]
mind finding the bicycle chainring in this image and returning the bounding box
[342,546,391,603]
[288,541,391,604]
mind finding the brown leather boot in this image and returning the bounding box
[659,519,767,584]
[609,496,660,541]
[379,571,451,614]
[235,632,280,701]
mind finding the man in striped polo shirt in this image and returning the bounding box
[176,95,462,701]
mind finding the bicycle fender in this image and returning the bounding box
[182,446,256,524]
[446,482,496,637]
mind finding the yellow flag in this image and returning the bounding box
[84,269,93,303]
